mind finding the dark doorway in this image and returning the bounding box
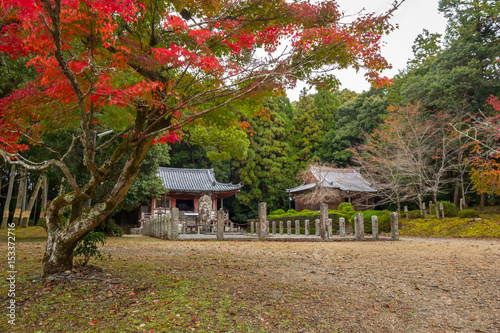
[176,199,195,212]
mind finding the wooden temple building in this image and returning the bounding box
[287,166,377,211]
[139,167,241,225]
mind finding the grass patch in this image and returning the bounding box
[400,215,500,238]
[0,226,47,242]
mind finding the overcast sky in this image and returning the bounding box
[286,0,448,100]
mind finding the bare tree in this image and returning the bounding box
[353,104,465,212]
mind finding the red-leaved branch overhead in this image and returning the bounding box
[1,0,402,156]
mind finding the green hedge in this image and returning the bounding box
[407,210,422,218]
[458,209,480,218]
[361,210,391,233]
[430,201,459,217]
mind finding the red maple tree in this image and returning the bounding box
[463,95,500,200]
[0,0,404,275]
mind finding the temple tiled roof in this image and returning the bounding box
[287,167,377,193]
[158,167,242,193]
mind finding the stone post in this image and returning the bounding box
[295,220,300,235]
[305,219,310,236]
[230,222,234,232]
[287,220,291,235]
[327,218,333,238]
[171,208,179,240]
[217,208,224,240]
[371,215,379,240]
[251,221,255,234]
[429,201,432,215]
[404,205,408,221]
[355,213,364,240]
[460,198,464,211]
[279,221,283,235]
[390,212,399,240]
[258,202,267,240]
[339,217,345,237]
[315,219,319,236]
[272,221,276,235]
[320,203,329,240]
[423,202,427,221]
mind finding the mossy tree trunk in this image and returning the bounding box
[41,136,155,276]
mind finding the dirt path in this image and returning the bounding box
[103,236,500,332]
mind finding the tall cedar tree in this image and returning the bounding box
[317,88,388,165]
[235,97,295,212]
[289,90,323,168]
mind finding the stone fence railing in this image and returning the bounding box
[137,203,399,242]
[141,208,180,240]
[254,202,399,241]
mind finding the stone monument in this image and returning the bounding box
[198,195,212,224]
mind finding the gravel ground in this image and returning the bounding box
[105,236,500,333]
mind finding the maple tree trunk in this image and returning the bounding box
[39,175,48,223]
[41,137,154,276]
[42,217,76,275]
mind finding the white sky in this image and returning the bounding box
[286,0,448,100]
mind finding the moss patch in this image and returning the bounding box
[0,226,47,242]
[400,215,500,238]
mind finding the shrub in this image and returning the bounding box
[407,210,423,219]
[95,218,124,236]
[36,218,46,228]
[286,209,297,215]
[430,201,459,217]
[361,210,392,233]
[338,202,354,212]
[74,231,109,266]
[269,209,286,216]
[298,209,317,215]
[458,209,480,219]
